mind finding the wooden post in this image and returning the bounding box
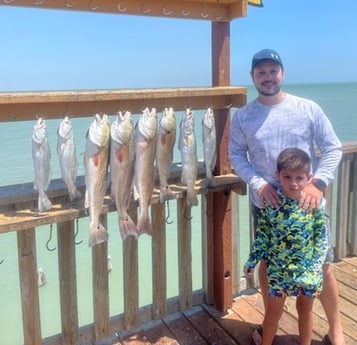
[211,21,233,311]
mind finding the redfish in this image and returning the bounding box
[134,107,157,235]
[84,113,110,247]
[57,116,82,201]
[156,107,176,202]
[179,109,198,207]
[32,118,52,212]
[202,107,217,187]
[110,111,137,240]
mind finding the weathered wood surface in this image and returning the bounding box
[2,0,247,22]
[108,257,357,345]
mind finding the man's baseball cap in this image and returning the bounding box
[251,49,283,71]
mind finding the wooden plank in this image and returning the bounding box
[57,220,79,345]
[0,87,246,121]
[203,303,257,344]
[151,202,167,320]
[17,228,42,345]
[177,198,193,311]
[163,311,207,345]
[92,215,110,340]
[201,192,214,305]
[335,155,352,259]
[123,207,139,330]
[184,305,238,344]
[211,21,234,312]
[3,0,247,22]
[140,319,180,345]
[332,260,357,290]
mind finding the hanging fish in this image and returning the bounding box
[179,108,198,207]
[110,111,138,240]
[133,107,157,235]
[202,107,217,187]
[156,107,176,203]
[84,113,110,247]
[57,116,82,202]
[32,118,52,212]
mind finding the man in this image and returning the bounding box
[228,48,345,345]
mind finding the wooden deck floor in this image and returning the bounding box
[112,256,357,345]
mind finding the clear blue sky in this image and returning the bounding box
[1,1,356,92]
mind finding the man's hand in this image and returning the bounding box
[258,183,280,208]
[299,183,323,212]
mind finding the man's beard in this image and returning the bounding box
[258,86,281,97]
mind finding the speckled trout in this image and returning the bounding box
[110,111,138,240]
[57,116,82,201]
[84,113,110,247]
[202,107,217,187]
[32,118,52,212]
[134,107,157,235]
[179,108,198,207]
[156,107,176,203]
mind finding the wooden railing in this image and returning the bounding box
[0,89,356,345]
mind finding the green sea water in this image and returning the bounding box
[0,82,356,344]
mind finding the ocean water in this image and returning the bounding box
[0,82,356,344]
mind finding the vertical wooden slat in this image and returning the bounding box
[177,198,193,311]
[57,220,78,345]
[123,206,139,330]
[211,21,233,311]
[92,214,110,340]
[201,193,214,305]
[351,153,357,255]
[335,155,351,260]
[151,202,167,319]
[17,228,42,345]
[231,192,241,296]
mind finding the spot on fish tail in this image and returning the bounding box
[116,148,124,163]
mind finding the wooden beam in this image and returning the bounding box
[210,21,233,312]
[4,0,248,21]
[0,87,246,122]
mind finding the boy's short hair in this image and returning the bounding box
[277,148,311,174]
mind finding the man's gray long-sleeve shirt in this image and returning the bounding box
[228,93,342,207]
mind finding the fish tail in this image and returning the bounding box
[88,222,108,247]
[159,186,174,203]
[69,188,82,202]
[38,192,52,212]
[119,215,139,240]
[186,190,198,207]
[137,215,153,236]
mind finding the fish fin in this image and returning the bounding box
[88,222,108,247]
[119,215,139,240]
[133,185,139,200]
[38,192,52,212]
[137,215,153,236]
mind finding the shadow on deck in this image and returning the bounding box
[112,256,357,345]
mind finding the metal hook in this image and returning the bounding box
[3,0,15,3]
[34,0,44,5]
[117,0,126,12]
[88,0,98,10]
[165,200,173,224]
[0,258,4,265]
[45,224,56,252]
[141,0,150,14]
[163,0,173,15]
[74,219,83,245]
[181,0,191,16]
[65,0,75,8]
[200,0,209,18]
[215,0,223,21]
